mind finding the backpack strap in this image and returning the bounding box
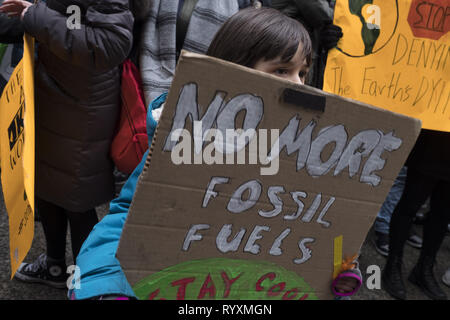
[176,0,200,59]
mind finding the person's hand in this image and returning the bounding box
[333,276,359,294]
[319,22,343,50]
[0,0,32,20]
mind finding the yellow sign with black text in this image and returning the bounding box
[0,34,35,278]
[324,0,449,132]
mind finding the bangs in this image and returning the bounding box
[258,18,312,67]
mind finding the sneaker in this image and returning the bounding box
[373,232,389,257]
[14,254,68,289]
[443,268,450,287]
[406,232,423,249]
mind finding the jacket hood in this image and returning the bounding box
[130,0,152,22]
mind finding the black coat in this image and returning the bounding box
[0,0,30,43]
[22,0,134,211]
[0,0,36,43]
[0,15,24,43]
[406,129,450,182]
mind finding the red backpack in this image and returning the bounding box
[110,59,148,174]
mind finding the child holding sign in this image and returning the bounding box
[70,7,362,300]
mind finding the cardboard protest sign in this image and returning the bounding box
[0,34,35,277]
[117,51,421,300]
[323,0,450,132]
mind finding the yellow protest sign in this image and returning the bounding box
[0,34,35,278]
[324,0,450,132]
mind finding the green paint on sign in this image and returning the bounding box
[133,258,318,300]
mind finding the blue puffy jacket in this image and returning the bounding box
[69,93,167,300]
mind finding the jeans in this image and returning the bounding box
[374,166,407,235]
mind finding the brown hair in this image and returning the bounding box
[207,7,312,69]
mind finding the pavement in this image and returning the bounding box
[0,182,449,300]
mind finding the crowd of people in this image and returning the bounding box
[0,0,448,300]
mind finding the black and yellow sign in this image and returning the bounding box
[0,34,35,277]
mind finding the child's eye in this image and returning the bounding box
[275,68,289,75]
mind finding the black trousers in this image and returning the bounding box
[388,168,450,262]
[36,197,98,262]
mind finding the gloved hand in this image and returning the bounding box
[319,22,343,50]
[331,271,362,297]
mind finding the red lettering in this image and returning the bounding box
[408,0,450,40]
[299,293,309,300]
[171,277,195,300]
[255,272,276,291]
[267,282,286,297]
[221,271,242,298]
[148,288,166,300]
[197,273,216,299]
[282,288,299,300]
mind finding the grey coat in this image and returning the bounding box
[22,0,134,211]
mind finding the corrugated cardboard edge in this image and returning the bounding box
[116,117,159,261]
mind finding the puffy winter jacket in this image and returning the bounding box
[21,0,134,211]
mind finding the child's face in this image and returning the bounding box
[253,44,309,85]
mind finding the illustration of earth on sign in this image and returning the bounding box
[336,0,399,57]
[133,258,318,300]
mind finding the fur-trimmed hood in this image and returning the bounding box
[130,0,152,21]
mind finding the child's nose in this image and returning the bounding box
[288,74,304,85]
